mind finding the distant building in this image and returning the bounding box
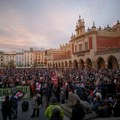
[16,52,24,67]
[33,49,46,68]
[4,51,16,68]
[23,49,34,68]
[0,48,47,69]
[0,51,4,68]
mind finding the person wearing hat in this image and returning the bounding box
[45,96,64,120]
[31,93,42,118]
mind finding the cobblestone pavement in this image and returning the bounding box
[0,99,120,120]
[0,98,69,120]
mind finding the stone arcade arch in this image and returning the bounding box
[61,61,64,68]
[56,62,58,68]
[54,62,57,68]
[85,58,92,69]
[97,57,105,69]
[69,60,72,69]
[107,56,119,69]
[53,63,55,68]
[79,59,85,69]
[65,61,68,68]
[47,63,49,68]
[73,59,78,69]
[58,62,60,68]
[49,63,52,68]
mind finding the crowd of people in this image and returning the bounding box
[0,67,120,120]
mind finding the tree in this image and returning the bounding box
[8,60,15,68]
[33,62,37,68]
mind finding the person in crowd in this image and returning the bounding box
[60,87,66,104]
[113,95,120,117]
[70,98,85,120]
[42,83,51,108]
[93,93,102,116]
[0,68,120,119]
[0,79,3,88]
[11,96,18,119]
[1,96,12,120]
[31,93,42,118]
[45,96,64,120]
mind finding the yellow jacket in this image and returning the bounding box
[45,104,64,120]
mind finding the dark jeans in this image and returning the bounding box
[31,108,39,116]
[12,106,18,118]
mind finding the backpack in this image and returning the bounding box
[50,106,62,120]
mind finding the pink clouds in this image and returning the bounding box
[0,0,120,51]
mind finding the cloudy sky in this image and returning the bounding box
[0,0,120,51]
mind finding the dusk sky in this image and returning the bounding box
[0,0,120,51]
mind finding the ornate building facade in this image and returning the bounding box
[46,16,120,70]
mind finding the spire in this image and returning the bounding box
[92,21,96,31]
[92,21,96,28]
[82,19,85,26]
[107,25,110,28]
[117,20,120,24]
[99,26,101,30]
[87,27,90,32]
[76,22,78,28]
[78,15,81,22]
[71,33,74,39]
[78,15,82,26]
[82,19,84,23]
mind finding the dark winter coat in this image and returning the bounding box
[70,104,85,120]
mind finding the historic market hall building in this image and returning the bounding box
[46,16,120,70]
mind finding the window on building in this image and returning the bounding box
[79,44,82,51]
[75,45,77,53]
[85,42,88,50]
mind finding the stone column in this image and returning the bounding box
[105,61,108,69]
[92,60,97,69]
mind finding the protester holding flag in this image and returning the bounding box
[11,91,24,119]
